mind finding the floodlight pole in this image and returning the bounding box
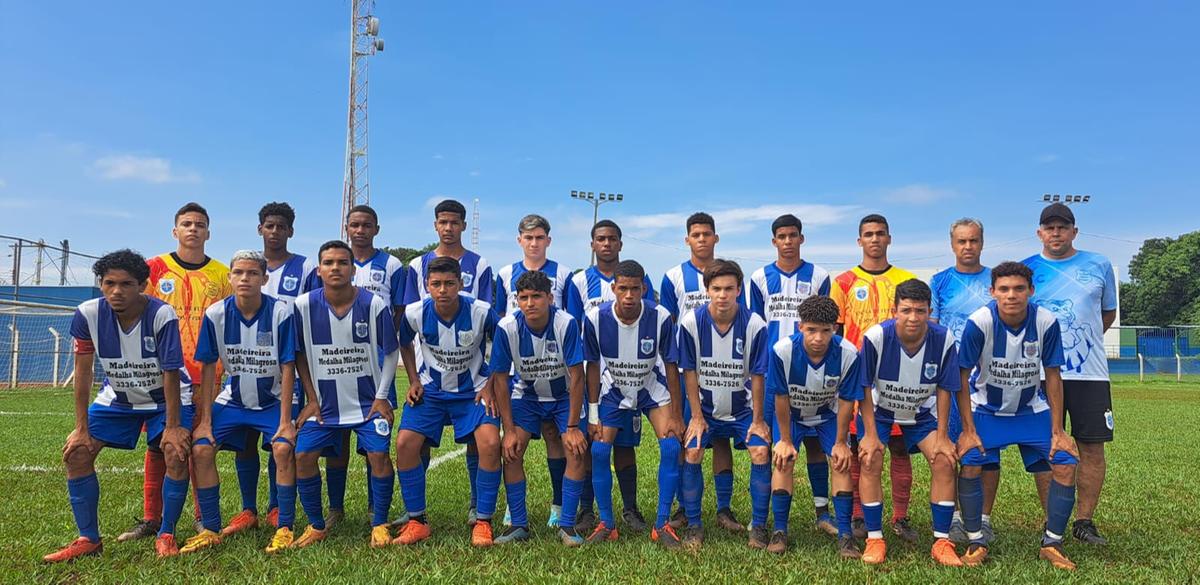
[570,190,624,265]
[340,0,385,240]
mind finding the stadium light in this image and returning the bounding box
[1039,193,1094,205]
[570,189,625,264]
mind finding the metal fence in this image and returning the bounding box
[1107,325,1200,382]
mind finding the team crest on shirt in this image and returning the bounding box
[797,282,812,296]
[853,286,869,301]
[462,272,474,288]
[546,340,559,354]
[371,269,385,284]
[374,418,390,436]
[923,363,938,379]
[639,338,654,355]
[824,375,840,389]
[735,338,744,354]
[458,331,474,346]
[282,275,298,292]
[158,278,175,295]
[1023,341,1039,359]
[354,321,369,339]
[143,335,156,353]
[257,331,273,346]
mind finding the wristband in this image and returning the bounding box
[588,402,600,425]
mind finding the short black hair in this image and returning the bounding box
[894,278,932,307]
[427,256,461,279]
[703,259,743,289]
[859,213,889,235]
[771,214,803,237]
[991,261,1034,287]
[258,202,295,228]
[318,240,352,261]
[515,270,552,295]
[175,202,209,224]
[613,260,645,281]
[434,199,467,221]
[686,212,715,234]
[93,249,150,283]
[591,219,622,239]
[797,296,839,326]
[347,204,378,223]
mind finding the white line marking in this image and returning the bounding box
[427,446,467,470]
[0,411,70,416]
[2,464,141,474]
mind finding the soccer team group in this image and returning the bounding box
[44,198,1118,571]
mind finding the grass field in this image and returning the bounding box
[3,376,1199,584]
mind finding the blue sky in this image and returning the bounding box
[2,2,1197,284]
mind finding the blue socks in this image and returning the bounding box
[715,470,734,512]
[277,481,297,529]
[67,474,100,541]
[547,457,566,508]
[834,491,853,538]
[590,441,615,526]
[931,501,955,539]
[750,463,771,529]
[326,465,348,511]
[1045,480,1076,545]
[682,462,704,526]
[466,452,480,508]
[807,461,830,507]
[772,490,793,533]
[863,501,883,539]
[267,456,279,511]
[560,477,584,530]
[655,438,680,528]
[617,463,639,512]
[234,456,259,513]
[369,473,394,526]
[958,475,984,542]
[298,474,325,530]
[475,467,501,520]
[397,465,426,517]
[505,480,528,528]
[197,485,221,532]
[158,475,189,536]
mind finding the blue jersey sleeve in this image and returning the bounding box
[563,278,584,324]
[194,314,220,364]
[583,316,601,362]
[563,319,584,367]
[376,305,399,356]
[839,353,865,401]
[937,343,960,391]
[767,348,788,397]
[676,322,697,371]
[957,319,985,370]
[929,274,944,321]
[660,318,678,365]
[389,266,406,308]
[1042,319,1066,369]
[859,336,879,389]
[402,263,420,305]
[483,308,500,343]
[477,265,495,305]
[1101,258,1118,312]
[750,279,766,320]
[489,330,514,374]
[642,276,656,301]
[749,327,769,376]
[816,274,831,297]
[660,275,678,319]
[277,314,296,365]
[70,308,89,341]
[397,307,417,347]
[494,274,509,317]
[156,318,185,372]
[292,304,307,354]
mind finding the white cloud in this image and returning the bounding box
[881,184,955,205]
[90,155,200,184]
[469,170,481,177]
[618,203,862,235]
[1036,153,1060,164]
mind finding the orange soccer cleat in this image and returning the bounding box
[42,537,103,563]
[931,538,964,567]
[221,509,259,536]
[471,521,494,547]
[155,534,180,558]
[862,537,887,565]
[392,520,432,545]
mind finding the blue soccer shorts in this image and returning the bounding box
[399,394,499,448]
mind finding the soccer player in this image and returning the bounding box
[44,250,192,562]
[830,213,920,542]
[661,212,746,533]
[495,214,574,527]
[749,214,836,536]
[489,271,585,544]
[563,219,655,532]
[289,240,400,549]
[184,250,303,554]
[855,279,962,566]
[929,218,999,544]
[767,296,862,556]
[678,259,771,549]
[580,260,684,548]
[1023,202,1117,546]
[394,257,502,547]
[120,202,230,542]
[955,261,1079,569]
[404,199,494,527]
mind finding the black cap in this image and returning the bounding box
[1039,202,1075,225]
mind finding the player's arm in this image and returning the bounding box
[1044,366,1077,460]
[767,348,794,467]
[563,363,588,457]
[293,353,322,425]
[63,340,96,461]
[747,326,770,443]
[1101,310,1116,332]
[855,385,883,465]
[160,368,188,461]
[193,361,218,445]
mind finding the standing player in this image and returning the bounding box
[580,260,685,548]
[955,261,1079,569]
[289,241,400,549]
[404,199,494,526]
[855,279,962,566]
[749,214,836,536]
[928,218,998,544]
[394,257,503,547]
[44,250,192,562]
[490,271,586,544]
[563,219,655,532]
[829,213,920,542]
[119,202,230,542]
[1023,203,1117,546]
[495,214,573,527]
[678,260,771,549]
[767,296,862,556]
[184,250,301,553]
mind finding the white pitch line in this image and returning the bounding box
[427,446,467,470]
[3,463,141,474]
[0,411,70,416]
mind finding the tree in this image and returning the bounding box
[1120,230,1200,326]
[382,243,437,265]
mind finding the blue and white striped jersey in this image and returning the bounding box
[929,266,992,343]
[860,320,959,426]
[293,288,398,425]
[398,296,498,400]
[195,295,296,410]
[563,266,655,325]
[959,302,1065,417]
[660,260,745,320]
[768,333,862,426]
[583,301,676,407]
[352,249,407,309]
[676,305,769,421]
[1023,250,1117,381]
[404,250,493,305]
[749,260,832,343]
[70,296,189,411]
[265,254,319,309]
[490,307,583,402]
[495,259,571,317]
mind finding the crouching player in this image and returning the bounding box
[183,250,305,554]
[290,241,400,549]
[579,260,685,548]
[856,279,962,566]
[394,257,503,547]
[45,250,193,562]
[490,271,586,543]
[767,296,862,556]
[955,261,1079,570]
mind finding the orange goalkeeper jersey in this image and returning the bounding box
[830,265,919,348]
[145,252,232,383]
